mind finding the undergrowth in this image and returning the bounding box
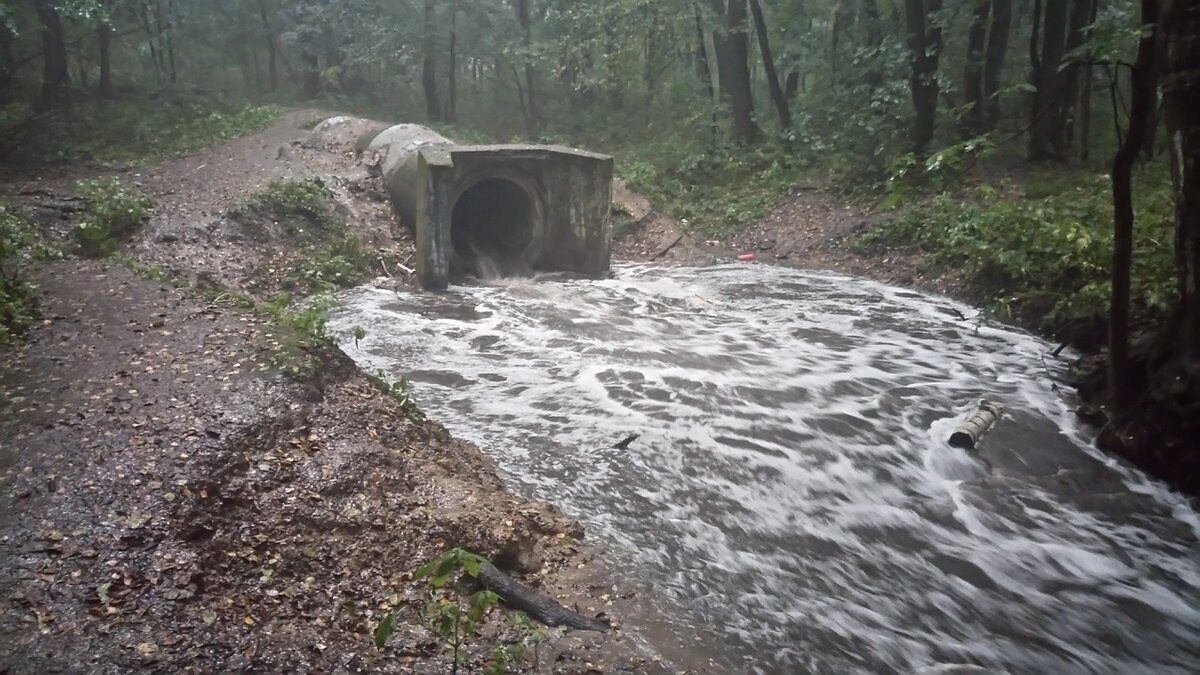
[0,202,39,346]
[73,178,156,257]
[856,167,1175,332]
[1,96,280,165]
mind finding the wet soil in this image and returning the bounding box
[0,112,674,673]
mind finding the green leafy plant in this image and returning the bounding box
[374,549,545,674]
[367,369,426,423]
[858,168,1175,331]
[250,178,336,236]
[73,178,155,257]
[0,201,39,346]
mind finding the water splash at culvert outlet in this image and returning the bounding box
[329,264,1200,674]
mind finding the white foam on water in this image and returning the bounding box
[330,264,1200,674]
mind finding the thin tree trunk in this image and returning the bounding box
[1079,0,1100,161]
[258,0,278,92]
[904,0,943,155]
[138,1,163,86]
[1061,0,1095,148]
[693,1,719,141]
[983,0,1013,127]
[1109,0,1158,413]
[165,0,177,86]
[98,18,113,97]
[35,0,70,111]
[747,0,790,132]
[422,0,442,121]
[515,0,538,135]
[447,0,458,123]
[1162,0,1200,357]
[1029,0,1070,159]
[963,0,990,136]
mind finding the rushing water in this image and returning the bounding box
[329,264,1200,674]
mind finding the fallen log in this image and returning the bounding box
[477,561,610,632]
[949,400,1004,450]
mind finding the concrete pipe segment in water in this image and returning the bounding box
[361,123,614,289]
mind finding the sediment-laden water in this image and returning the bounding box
[330,264,1199,674]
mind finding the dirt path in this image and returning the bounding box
[0,114,677,673]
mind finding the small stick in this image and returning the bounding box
[612,433,639,450]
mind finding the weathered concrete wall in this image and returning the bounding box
[363,124,613,289]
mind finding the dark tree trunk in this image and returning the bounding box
[301,50,320,99]
[983,0,1013,126]
[422,0,442,122]
[35,0,70,111]
[1079,0,1099,160]
[515,0,538,136]
[963,0,990,136]
[1060,0,1095,147]
[747,0,790,132]
[1109,0,1158,413]
[1029,0,1070,159]
[710,0,759,144]
[1162,0,1200,358]
[258,0,278,92]
[693,2,719,140]
[165,0,177,86]
[904,0,943,155]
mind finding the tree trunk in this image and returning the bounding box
[35,0,70,111]
[1079,0,1099,161]
[1029,0,1070,159]
[963,0,990,136]
[1061,0,1095,148]
[1109,0,1158,414]
[515,0,538,136]
[983,0,1013,128]
[98,18,113,97]
[1162,0,1200,358]
[422,0,442,122]
[904,0,943,155]
[165,0,177,86]
[747,0,790,132]
[693,2,719,140]
[258,0,278,92]
[710,0,759,144]
[138,1,163,86]
[447,0,458,124]
[301,50,320,99]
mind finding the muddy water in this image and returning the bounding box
[329,264,1199,674]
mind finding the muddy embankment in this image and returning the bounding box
[0,112,689,673]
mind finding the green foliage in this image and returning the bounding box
[883,136,997,208]
[859,169,1176,328]
[0,201,39,346]
[367,369,426,423]
[250,178,336,236]
[72,178,155,258]
[293,234,373,293]
[373,548,545,672]
[620,142,811,239]
[281,295,334,343]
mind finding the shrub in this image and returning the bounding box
[0,202,38,346]
[858,169,1175,329]
[73,178,155,257]
[250,178,335,236]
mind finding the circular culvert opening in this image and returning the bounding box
[450,178,535,278]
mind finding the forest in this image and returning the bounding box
[2,0,1200,667]
[5,0,1193,486]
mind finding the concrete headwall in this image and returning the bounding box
[363,124,613,289]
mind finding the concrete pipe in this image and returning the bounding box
[359,123,614,290]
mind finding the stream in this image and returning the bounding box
[329,264,1199,674]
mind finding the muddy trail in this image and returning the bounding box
[0,112,676,673]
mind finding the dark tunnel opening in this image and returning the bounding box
[450,178,535,278]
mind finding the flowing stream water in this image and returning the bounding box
[329,264,1199,674]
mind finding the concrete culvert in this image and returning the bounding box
[451,178,535,278]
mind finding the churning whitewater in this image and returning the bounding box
[329,264,1199,673]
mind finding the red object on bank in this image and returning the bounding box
[737,253,755,262]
